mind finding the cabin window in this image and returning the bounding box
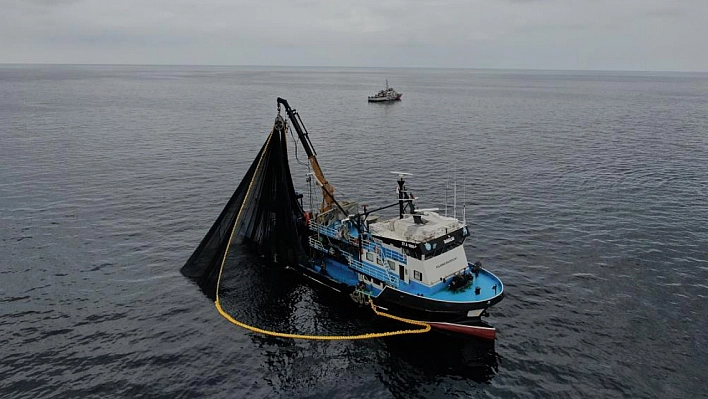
[376,257,384,266]
[413,270,422,281]
[366,252,374,262]
[387,260,396,270]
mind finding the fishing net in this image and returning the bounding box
[179,110,434,340]
[180,116,309,300]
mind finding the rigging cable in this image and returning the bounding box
[284,115,357,205]
[287,121,310,168]
[286,122,317,217]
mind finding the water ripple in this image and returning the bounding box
[1,65,707,398]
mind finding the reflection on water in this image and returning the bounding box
[380,328,499,383]
[209,246,501,397]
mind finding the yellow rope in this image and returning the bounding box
[213,128,431,340]
[216,299,430,340]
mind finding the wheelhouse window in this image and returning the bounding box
[413,270,422,281]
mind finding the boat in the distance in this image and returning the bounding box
[368,80,402,102]
[278,98,503,339]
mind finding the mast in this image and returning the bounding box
[398,176,405,219]
[277,97,336,213]
[393,172,414,218]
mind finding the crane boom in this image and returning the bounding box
[276,97,336,213]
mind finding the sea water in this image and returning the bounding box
[1,65,707,398]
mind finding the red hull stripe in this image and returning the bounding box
[427,322,496,340]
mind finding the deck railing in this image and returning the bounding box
[309,221,341,239]
[307,234,400,287]
[310,221,408,264]
[345,255,399,288]
[361,240,407,264]
[308,237,331,254]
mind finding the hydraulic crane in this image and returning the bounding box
[276,97,336,214]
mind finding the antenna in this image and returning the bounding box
[306,172,314,214]
[463,176,467,224]
[453,166,457,219]
[445,169,449,217]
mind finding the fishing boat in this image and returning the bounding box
[278,98,503,339]
[368,80,402,102]
[181,98,504,340]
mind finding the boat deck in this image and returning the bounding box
[404,268,503,303]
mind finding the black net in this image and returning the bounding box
[181,118,309,300]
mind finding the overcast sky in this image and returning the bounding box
[2,0,707,71]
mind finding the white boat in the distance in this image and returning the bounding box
[368,80,402,102]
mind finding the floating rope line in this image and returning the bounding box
[215,299,430,340]
[212,129,431,340]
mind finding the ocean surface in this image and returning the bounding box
[1,65,707,398]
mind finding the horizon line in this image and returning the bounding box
[1,62,707,74]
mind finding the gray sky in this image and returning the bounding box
[2,0,707,71]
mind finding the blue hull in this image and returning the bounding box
[295,254,504,326]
